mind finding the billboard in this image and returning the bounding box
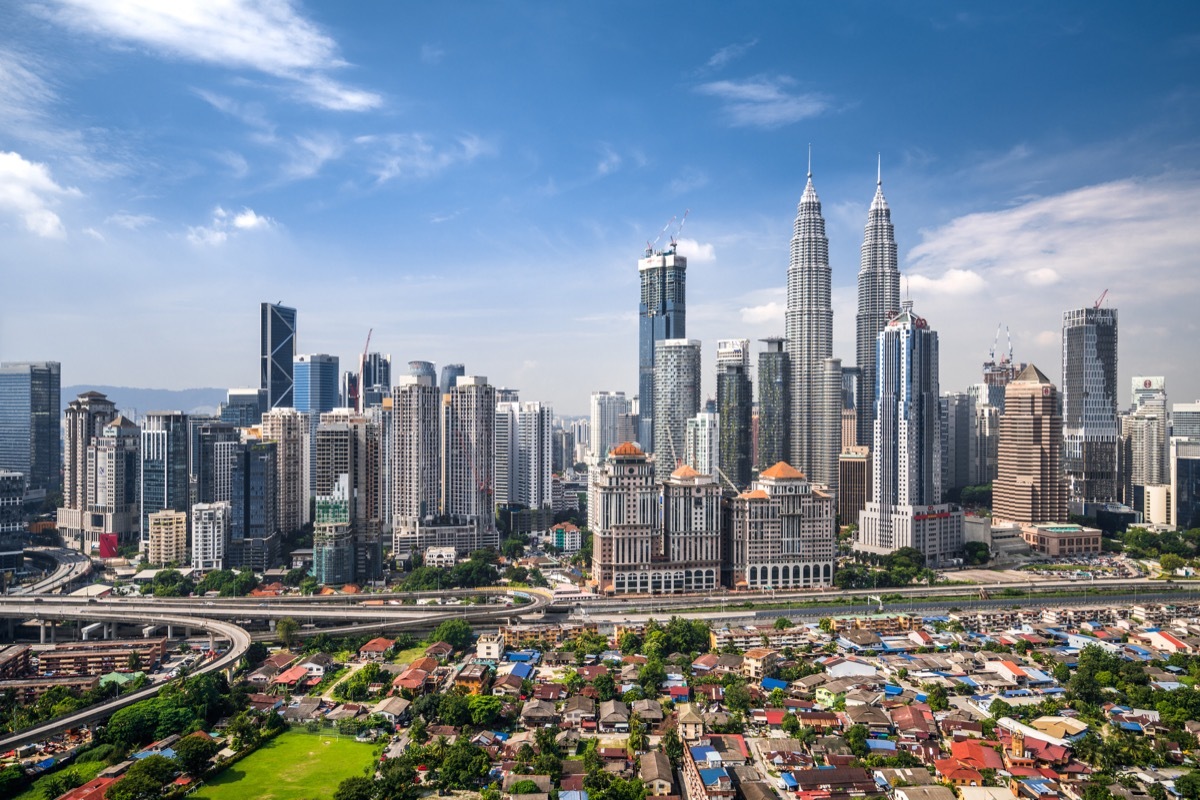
[99,533,118,559]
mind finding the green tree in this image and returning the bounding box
[275,617,300,648]
[638,660,666,696]
[618,631,643,654]
[126,651,142,671]
[469,694,504,728]
[511,780,542,794]
[724,683,751,715]
[845,724,869,758]
[593,673,617,702]
[104,773,162,800]
[173,734,219,777]
[818,618,834,634]
[774,617,793,630]
[661,728,684,767]
[628,713,647,754]
[283,567,309,586]
[333,776,377,800]
[1160,553,1186,573]
[429,619,474,651]
[40,769,83,800]
[440,692,472,727]
[781,713,801,736]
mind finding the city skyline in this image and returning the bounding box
[1,4,1199,414]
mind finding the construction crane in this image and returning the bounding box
[645,215,676,257]
[1094,288,1109,309]
[354,328,373,413]
[668,209,690,253]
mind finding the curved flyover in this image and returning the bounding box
[11,547,93,595]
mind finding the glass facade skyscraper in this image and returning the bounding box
[293,354,340,414]
[1062,306,1119,505]
[0,361,61,493]
[638,250,687,452]
[140,411,189,549]
[260,302,297,410]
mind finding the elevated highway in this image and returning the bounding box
[10,547,93,595]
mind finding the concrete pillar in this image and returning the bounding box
[50,621,56,643]
[208,632,215,650]
[269,619,276,631]
[39,620,46,644]
[167,625,174,639]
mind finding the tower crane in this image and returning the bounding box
[354,328,373,413]
[1094,288,1109,309]
[644,215,676,257]
[668,209,690,253]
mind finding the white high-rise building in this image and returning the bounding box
[517,401,553,510]
[392,376,441,554]
[856,301,963,566]
[653,339,701,480]
[1174,402,1200,440]
[262,408,311,534]
[495,402,519,507]
[785,158,840,491]
[191,501,230,570]
[1122,376,1168,512]
[589,391,632,464]
[441,376,498,549]
[685,411,720,479]
[58,391,118,550]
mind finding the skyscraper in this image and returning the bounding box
[409,360,438,382]
[856,301,963,565]
[589,391,632,463]
[653,339,701,479]
[940,392,973,498]
[1062,305,1119,506]
[757,338,790,472]
[439,364,466,396]
[85,415,141,553]
[191,501,230,570]
[391,375,441,546]
[314,411,383,584]
[441,376,498,549]
[0,361,61,493]
[784,161,838,489]
[261,407,310,535]
[993,364,1067,525]
[516,401,554,510]
[219,388,267,427]
[855,161,901,450]
[228,440,279,572]
[684,411,720,478]
[140,411,189,551]
[638,248,687,452]
[193,422,241,505]
[1121,376,1167,511]
[58,391,117,549]
[260,302,296,410]
[293,354,340,415]
[716,339,752,489]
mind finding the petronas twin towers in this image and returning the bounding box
[785,155,900,496]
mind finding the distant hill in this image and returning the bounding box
[61,386,228,417]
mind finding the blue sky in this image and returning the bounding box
[1,2,1198,415]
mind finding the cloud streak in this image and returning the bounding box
[695,75,830,128]
[44,0,381,111]
[0,151,80,238]
[187,205,275,246]
[357,133,493,183]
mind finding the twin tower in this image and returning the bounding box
[785,156,899,495]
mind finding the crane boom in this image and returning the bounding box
[1094,288,1109,309]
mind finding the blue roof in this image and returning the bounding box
[1119,721,1144,732]
[699,768,729,786]
[562,791,589,800]
[866,740,897,751]
[957,677,978,687]
[510,662,535,679]
[781,773,799,788]
[691,745,718,761]
[884,685,903,696]
[507,651,534,662]
[762,677,787,691]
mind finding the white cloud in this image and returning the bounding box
[283,132,344,180]
[705,39,758,70]
[674,238,716,263]
[187,205,274,245]
[595,145,621,176]
[740,300,783,325]
[357,133,493,183]
[695,75,830,128]
[0,151,80,238]
[420,44,445,65]
[905,268,986,296]
[83,227,104,241]
[105,212,156,229]
[45,0,381,111]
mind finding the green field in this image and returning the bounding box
[191,731,378,800]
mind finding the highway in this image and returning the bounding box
[10,547,93,595]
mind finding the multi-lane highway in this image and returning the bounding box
[10,547,93,595]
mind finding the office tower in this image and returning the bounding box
[1174,402,1200,440]
[659,465,722,592]
[346,352,392,412]
[85,415,140,553]
[293,354,339,415]
[218,388,267,428]
[729,461,836,589]
[1171,438,1200,530]
[841,366,861,452]
[0,471,23,536]
[227,440,278,571]
[591,442,656,594]
[819,356,843,495]
[0,361,61,493]
[838,446,871,527]
[653,339,701,479]
[857,301,963,566]
[58,391,118,548]
[261,408,310,535]
[409,360,438,382]
[392,376,441,555]
[1122,376,1168,511]
[967,383,1002,486]
[757,338,790,472]
[316,409,383,582]
[439,364,465,397]
[785,160,838,490]
[191,501,230,570]
[1062,305,1119,506]
[441,376,498,549]
[685,412,720,478]
[589,391,632,463]
[193,422,240,505]
[140,411,189,551]
[496,387,520,404]
[314,474,354,585]
[261,302,297,410]
[638,247,687,452]
[993,364,1067,525]
[517,402,553,510]
[716,339,753,489]
[855,162,901,449]
[552,427,574,474]
[940,392,973,498]
[146,510,188,565]
[366,400,393,535]
[615,412,639,446]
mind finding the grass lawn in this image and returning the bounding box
[191,731,378,800]
[13,759,105,800]
[391,644,428,664]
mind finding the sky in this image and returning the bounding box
[1,2,1199,416]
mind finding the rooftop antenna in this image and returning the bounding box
[877,152,882,186]
[807,143,812,178]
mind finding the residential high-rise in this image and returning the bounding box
[260,302,296,410]
[293,354,340,415]
[785,161,838,489]
[856,301,963,566]
[193,422,241,506]
[841,366,861,452]
[494,402,518,508]
[85,415,140,552]
[58,391,118,549]
[591,442,657,594]
[685,411,720,479]
[1121,376,1168,511]
[757,338,790,472]
[313,474,354,585]
[855,162,901,449]
[716,339,753,489]
[516,401,553,510]
[391,375,441,554]
[993,364,1067,525]
[638,248,687,451]
[439,364,465,397]
[191,501,230,570]
[0,361,61,493]
[1174,402,1200,440]
[146,510,188,566]
[589,391,633,463]
[940,392,973,498]
[227,440,278,572]
[1062,306,1119,506]
[729,461,836,590]
[316,409,383,583]
[653,339,701,479]
[140,411,189,551]
[261,408,310,535]
[441,376,498,549]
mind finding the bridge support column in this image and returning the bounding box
[50,621,56,643]
[167,625,174,639]
[269,620,276,632]
[208,632,215,650]
[39,620,45,644]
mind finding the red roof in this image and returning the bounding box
[360,637,395,653]
[273,665,310,685]
[950,739,1005,770]
[59,777,118,800]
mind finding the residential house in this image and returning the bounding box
[676,703,706,741]
[456,663,491,694]
[426,641,456,660]
[741,648,779,681]
[598,699,630,733]
[521,699,559,727]
[632,698,664,726]
[562,695,597,728]
[640,751,675,796]
[896,787,958,800]
[298,653,337,679]
[477,632,505,660]
[358,638,395,662]
[373,696,411,725]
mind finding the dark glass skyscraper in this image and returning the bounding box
[293,354,340,415]
[439,363,465,396]
[717,339,752,489]
[0,361,61,493]
[260,302,297,409]
[140,411,189,549]
[757,338,790,471]
[228,440,279,572]
[1062,306,1119,505]
[638,250,687,452]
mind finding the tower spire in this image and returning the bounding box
[877,152,881,186]
[807,143,812,179]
